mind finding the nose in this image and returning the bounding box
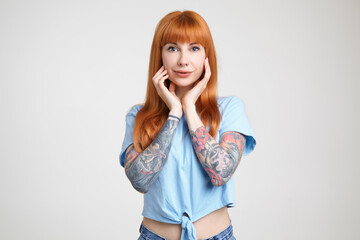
[178,51,189,67]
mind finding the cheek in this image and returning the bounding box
[162,53,176,68]
[196,53,205,68]
[161,53,168,67]
[195,57,205,72]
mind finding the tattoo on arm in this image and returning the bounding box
[190,127,246,186]
[124,117,179,193]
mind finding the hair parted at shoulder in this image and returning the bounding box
[132,10,221,152]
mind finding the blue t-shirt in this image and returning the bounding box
[119,96,256,240]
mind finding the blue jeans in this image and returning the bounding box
[138,222,236,240]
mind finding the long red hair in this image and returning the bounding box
[133,10,221,152]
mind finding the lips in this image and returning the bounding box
[174,70,192,73]
[174,70,192,77]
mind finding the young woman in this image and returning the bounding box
[119,10,256,240]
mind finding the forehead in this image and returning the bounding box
[160,23,206,47]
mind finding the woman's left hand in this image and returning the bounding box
[182,58,211,111]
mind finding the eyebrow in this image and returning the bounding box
[167,42,200,45]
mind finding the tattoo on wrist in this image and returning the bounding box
[168,115,181,121]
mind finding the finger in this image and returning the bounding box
[197,63,210,87]
[155,66,165,76]
[206,58,211,73]
[159,73,168,84]
[194,62,210,90]
[158,74,169,90]
[203,60,211,82]
[169,81,176,94]
[153,69,167,85]
[152,66,166,82]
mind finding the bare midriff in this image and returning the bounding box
[142,206,231,240]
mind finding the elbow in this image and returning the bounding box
[211,182,222,187]
[208,161,238,187]
[133,184,149,194]
[208,171,232,187]
[125,169,149,194]
[211,177,230,187]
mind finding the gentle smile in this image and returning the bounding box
[174,70,193,73]
[174,71,193,77]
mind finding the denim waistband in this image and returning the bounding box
[139,222,234,240]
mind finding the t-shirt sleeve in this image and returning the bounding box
[119,105,141,167]
[219,96,256,156]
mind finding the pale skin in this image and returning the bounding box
[124,42,246,193]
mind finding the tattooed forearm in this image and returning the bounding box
[190,126,246,186]
[124,117,179,193]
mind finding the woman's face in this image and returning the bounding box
[161,42,206,88]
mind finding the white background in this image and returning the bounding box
[1,0,359,239]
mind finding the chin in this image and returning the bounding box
[171,79,197,88]
[169,76,200,88]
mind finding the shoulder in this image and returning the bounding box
[217,95,243,104]
[217,96,244,113]
[126,104,144,117]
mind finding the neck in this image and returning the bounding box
[175,85,192,100]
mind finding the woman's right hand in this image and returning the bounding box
[152,66,183,118]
